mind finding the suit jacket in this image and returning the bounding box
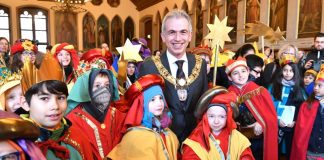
[138,52,208,142]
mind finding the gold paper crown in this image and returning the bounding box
[279,54,297,66]
[21,53,64,94]
[316,64,324,82]
[0,69,22,86]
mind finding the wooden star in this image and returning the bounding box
[116,38,143,62]
[205,15,233,49]
[245,21,273,40]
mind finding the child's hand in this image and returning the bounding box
[279,119,286,127]
[253,122,263,136]
[287,121,295,128]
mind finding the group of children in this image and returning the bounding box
[0,38,324,160]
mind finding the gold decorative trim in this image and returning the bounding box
[63,130,85,160]
[134,81,143,92]
[151,54,202,86]
[238,86,263,104]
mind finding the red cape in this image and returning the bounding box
[290,100,320,160]
[66,104,126,159]
[228,82,278,160]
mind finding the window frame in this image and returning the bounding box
[0,5,11,43]
[18,7,49,52]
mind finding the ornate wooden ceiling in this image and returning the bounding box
[131,0,163,11]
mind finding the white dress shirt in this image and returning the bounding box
[166,51,188,78]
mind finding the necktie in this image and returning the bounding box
[175,60,185,79]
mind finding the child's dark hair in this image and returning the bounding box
[271,63,305,103]
[245,54,264,70]
[24,80,68,105]
[233,44,255,60]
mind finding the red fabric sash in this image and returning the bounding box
[228,82,278,160]
[290,101,319,160]
[36,139,70,159]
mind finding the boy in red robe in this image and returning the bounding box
[182,86,254,159]
[66,68,127,159]
[291,66,324,160]
[226,57,278,160]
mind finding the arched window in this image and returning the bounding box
[0,5,10,42]
[18,7,49,53]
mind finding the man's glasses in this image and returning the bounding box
[0,151,20,160]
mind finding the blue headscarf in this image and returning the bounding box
[141,85,170,129]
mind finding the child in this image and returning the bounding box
[226,57,278,160]
[21,80,93,159]
[291,66,324,160]
[66,68,125,160]
[268,55,306,159]
[10,39,38,73]
[304,69,317,96]
[108,74,179,159]
[182,87,254,159]
[19,54,92,160]
[51,43,79,87]
[0,68,29,114]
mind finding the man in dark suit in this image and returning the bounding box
[138,9,208,142]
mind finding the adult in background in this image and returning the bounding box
[138,9,208,142]
[302,32,324,72]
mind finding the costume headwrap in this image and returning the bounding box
[51,43,79,69]
[10,39,38,55]
[191,45,212,59]
[66,68,120,114]
[132,38,151,59]
[305,69,318,78]
[0,68,22,110]
[225,57,248,75]
[81,48,113,68]
[189,86,239,151]
[122,74,171,133]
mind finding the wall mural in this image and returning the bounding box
[245,0,260,42]
[298,0,322,38]
[55,12,77,49]
[83,12,96,50]
[111,15,123,50]
[195,0,203,46]
[124,17,135,41]
[107,0,120,8]
[270,0,287,33]
[226,0,239,44]
[97,15,109,48]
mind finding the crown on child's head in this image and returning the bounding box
[225,57,247,75]
[316,64,324,82]
[0,68,22,86]
[11,39,38,55]
[21,53,64,94]
[279,54,297,66]
[305,69,318,77]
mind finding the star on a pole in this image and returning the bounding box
[205,16,233,49]
[116,38,143,62]
[245,21,273,40]
[266,27,286,44]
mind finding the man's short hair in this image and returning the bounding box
[24,80,68,105]
[314,32,324,41]
[161,9,192,33]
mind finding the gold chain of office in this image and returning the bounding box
[151,54,202,86]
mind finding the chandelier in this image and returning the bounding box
[49,0,90,13]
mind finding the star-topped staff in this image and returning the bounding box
[205,15,233,86]
[115,38,143,88]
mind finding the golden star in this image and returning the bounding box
[245,21,273,40]
[116,38,143,62]
[266,27,286,44]
[205,16,233,49]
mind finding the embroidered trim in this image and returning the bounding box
[209,134,231,160]
[127,126,170,160]
[75,112,105,158]
[238,86,264,104]
[63,130,85,160]
[151,54,202,86]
